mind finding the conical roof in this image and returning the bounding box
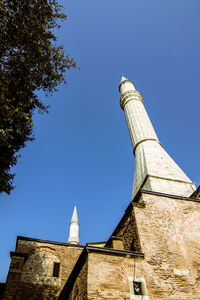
[71,203,79,224]
[120,74,128,83]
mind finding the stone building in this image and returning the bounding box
[1,76,200,300]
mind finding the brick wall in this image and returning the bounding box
[68,260,87,300]
[134,192,200,298]
[3,192,200,299]
[87,252,139,299]
[106,192,200,299]
[2,238,83,300]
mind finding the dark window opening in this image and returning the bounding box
[133,281,142,295]
[53,262,60,277]
[130,239,137,251]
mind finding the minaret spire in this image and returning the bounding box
[67,203,80,245]
[119,75,195,198]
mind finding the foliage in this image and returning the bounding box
[0,0,76,194]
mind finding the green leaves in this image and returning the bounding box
[0,0,76,194]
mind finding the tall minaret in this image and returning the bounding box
[119,75,196,199]
[67,203,80,245]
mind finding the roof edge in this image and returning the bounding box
[138,189,200,203]
[16,236,85,251]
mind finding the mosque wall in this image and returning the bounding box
[2,237,83,300]
[68,260,88,300]
[136,192,200,299]
[106,192,200,299]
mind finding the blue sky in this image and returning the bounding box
[1,0,200,282]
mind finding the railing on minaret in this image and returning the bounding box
[119,75,196,199]
[67,203,80,245]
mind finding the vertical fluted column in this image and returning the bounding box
[119,76,159,153]
[119,75,195,198]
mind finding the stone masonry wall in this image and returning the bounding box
[133,193,200,299]
[2,239,83,300]
[111,204,141,252]
[2,256,25,300]
[16,240,83,284]
[68,259,88,300]
[87,252,143,300]
[105,193,200,299]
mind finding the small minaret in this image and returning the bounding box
[67,203,80,245]
[119,75,196,198]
